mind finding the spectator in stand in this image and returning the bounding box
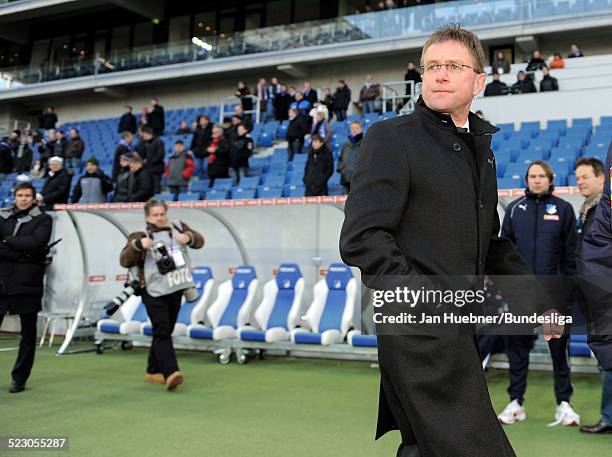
[359,75,381,114]
[137,126,165,194]
[148,97,165,136]
[206,125,231,187]
[274,84,293,121]
[290,91,312,118]
[233,105,252,132]
[225,116,243,144]
[511,71,537,94]
[322,88,334,119]
[39,107,58,131]
[118,105,137,134]
[492,51,511,75]
[139,105,148,129]
[71,157,113,204]
[310,108,330,143]
[14,133,33,174]
[175,120,191,134]
[0,136,13,178]
[568,43,584,58]
[303,134,333,197]
[8,129,19,154]
[236,81,253,124]
[526,50,547,72]
[540,67,559,92]
[64,128,85,175]
[164,140,195,200]
[126,152,154,202]
[484,72,509,97]
[190,115,212,178]
[40,156,71,210]
[303,81,318,106]
[403,62,422,95]
[30,160,45,180]
[338,121,363,193]
[112,154,131,203]
[256,78,269,121]
[332,80,351,122]
[112,131,134,181]
[37,131,53,172]
[230,124,253,185]
[266,76,282,121]
[50,129,68,158]
[549,53,565,69]
[286,107,309,161]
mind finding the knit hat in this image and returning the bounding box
[86,157,99,167]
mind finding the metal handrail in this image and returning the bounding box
[219,94,260,125]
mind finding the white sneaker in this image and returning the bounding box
[498,399,527,425]
[553,401,581,426]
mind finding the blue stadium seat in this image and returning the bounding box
[236,176,260,190]
[178,192,199,201]
[258,186,283,198]
[504,162,529,179]
[568,175,577,187]
[205,189,230,200]
[212,178,233,191]
[572,118,593,129]
[155,193,176,202]
[231,188,256,199]
[497,177,521,189]
[97,296,148,335]
[348,330,377,348]
[284,184,305,197]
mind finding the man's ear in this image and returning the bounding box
[473,73,487,97]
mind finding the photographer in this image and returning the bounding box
[119,198,204,391]
[0,182,52,393]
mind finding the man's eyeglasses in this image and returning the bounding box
[420,63,480,74]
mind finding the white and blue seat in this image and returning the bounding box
[238,263,304,343]
[291,263,357,346]
[347,330,377,348]
[187,266,259,341]
[141,266,215,337]
[97,295,149,335]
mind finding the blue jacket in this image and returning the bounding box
[502,191,577,275]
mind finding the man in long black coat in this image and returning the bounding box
[0,182,52,393]
[340,26,561,457]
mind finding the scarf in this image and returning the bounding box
[207,138,220,164]
[577,192,602,233]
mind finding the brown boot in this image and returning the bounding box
[144,373,165,384]
[165,371,184,391]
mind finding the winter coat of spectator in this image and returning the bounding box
[511,72,537,94]
[491,51,511,75]
[175,121,192,134]
[41,157,72,210]
[14,141,33,174]
[112,155,131,203]
[332,81,352,121]
[273,86,293,121]
[0,137,13,175]
[136,127,165,194]
[118,106,137,134]
[225,117,243,144]
[540,68,559,92]
[403,63,422,95]
[236,82,254,113]
[322,88,334,116]
[65,129,85,159]
[286,109,310,161]
[230,125,253,179]
[126,153,154,202]
[338,122,363,193]
[484,73,509,97]
[147,98,165,136]
[206,126,231,186]
[549,53,565,69]
[112,131,134,181]
[50,131,68,158]
[359,76,381,114]
[303,135,333,197]
[232,105,253,132]
[526,51,547,72]
[164,141,195,198]
[39,107,58,130]
[71,158,113,204]
[303,82,318,106]
[568,44,584,58]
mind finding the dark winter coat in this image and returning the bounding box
[331,85,352,111]
[118,112,137,134]
[128,167,154,203]
[190,124,213,159]
[148,105,165,135]
[303,144,333,196]
[41,168,72,209]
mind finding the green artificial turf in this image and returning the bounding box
[0,337,610,457]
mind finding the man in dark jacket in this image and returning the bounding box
[230,124,253,185]
[578,145,612,434]
[190,115,212,177]
[484,72,509,97]
[339,27,562,457]
[40,157,72,210]
[71,157,114,203]
[303,81,318,107]
[492,51,511,75]
[338,121,363,193]
[64,128,85,175]
[137,127,165,194]
[331,80,351,122]
[511,71,537,94]
[112,131,134,181]
[14,134,33,174]
[49,129,68,158]
[147,97,165,136]
[39,107,58,130]
[0,136,13,177]
[403,62,422,96]
[303,135,333,196]
[112,154,131,203]
[273,84,293,121]
[286,108,310,162]
[127,152,154,202]
[0,182,52,393]
[499,160,579,426]
[540,67,559,92]
[118,105,137,134]
[526,50,547,72]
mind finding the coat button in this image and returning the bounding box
[478,200,484,209]
[452,143,461,151]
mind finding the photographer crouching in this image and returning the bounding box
[0,182,52,393]
[119,198,204,391]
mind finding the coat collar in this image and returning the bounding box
[414,96,499,136]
